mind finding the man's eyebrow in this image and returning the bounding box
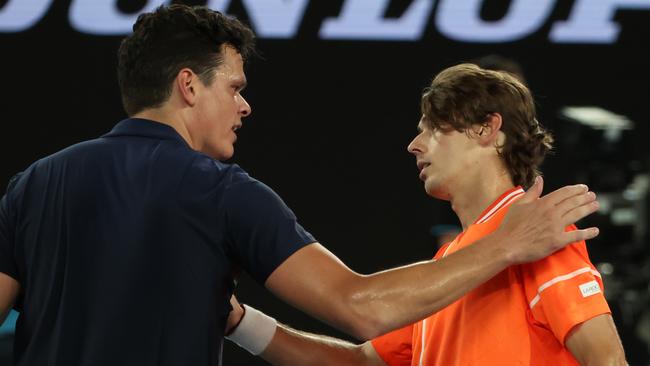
[235,79,247,91]
[417,123,424,132]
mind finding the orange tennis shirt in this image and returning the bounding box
[371,187,611,365]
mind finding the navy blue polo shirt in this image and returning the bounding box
[0,118,316,366]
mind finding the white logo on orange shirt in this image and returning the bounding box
[579,280,601,298]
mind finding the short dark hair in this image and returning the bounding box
[117,4,256,116]
[421,63,553,189]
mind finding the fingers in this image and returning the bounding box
[519,176,543,203]
[555,190,597,216]
[557,227,600,246]
[561,198,600,227]
[540,183,589,206]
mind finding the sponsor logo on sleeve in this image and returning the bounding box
[579,280,602,298]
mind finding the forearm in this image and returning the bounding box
[261,324,376,366]
[267,235,515,341]
[343,232,513,338]
[253,235,514,364]
[226,303,378,366]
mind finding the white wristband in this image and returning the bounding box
[226,304,277,355]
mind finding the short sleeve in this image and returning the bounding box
[0,173,22,281]
[222,179,316,284]
[521,225,611,345]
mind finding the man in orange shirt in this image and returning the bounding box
[226,64,626,365]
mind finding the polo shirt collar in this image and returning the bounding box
[474,186,525,225]
[103,118,190,147]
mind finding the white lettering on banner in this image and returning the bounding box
[242,0,310,38]
[69,0,168,35]
[65,0,306,37]
[551,0,650,43]
[0,0,53,32]
[320,0,433,40]
[436,0,555,42]
[207,0,231,11]
[0,0,649,43]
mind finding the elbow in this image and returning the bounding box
[345,317,385,341]
[347,319,384,342]
[339,282,389,341]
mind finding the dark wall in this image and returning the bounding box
[1,1,649,365]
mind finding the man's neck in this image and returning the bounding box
[132,108,197,150]
[448,169,515,230]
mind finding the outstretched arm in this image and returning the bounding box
[262,323,384,366]
[265,178,601,340]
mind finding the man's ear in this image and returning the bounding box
[176,68,198,107]
[474,113,503,147]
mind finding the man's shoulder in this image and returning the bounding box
[519,234,592,284]
[27,137,112,167]
[183,154,254,187]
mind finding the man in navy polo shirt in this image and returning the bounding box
[0,4,600,366]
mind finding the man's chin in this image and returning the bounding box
[425,183,450,201]
[203,146,234,161]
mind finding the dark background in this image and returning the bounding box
[1,0,649,365]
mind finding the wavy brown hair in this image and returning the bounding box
[421,63,553,189]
